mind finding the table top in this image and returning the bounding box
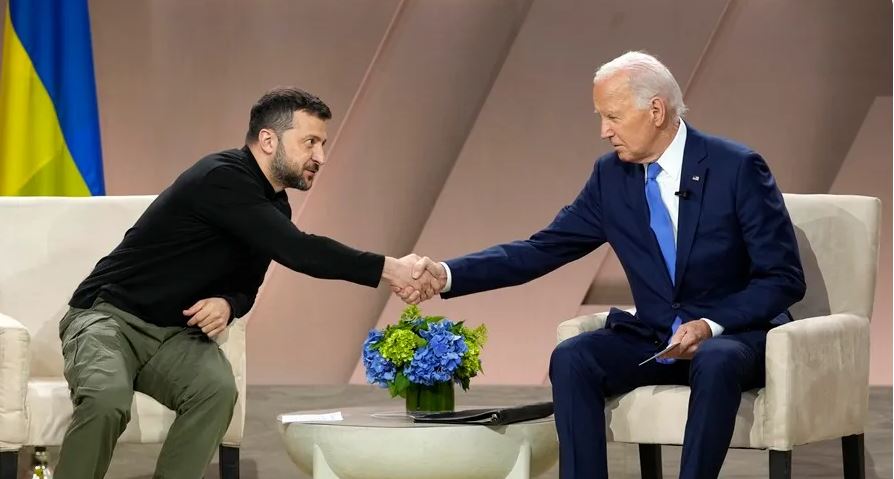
[278,405,555,429]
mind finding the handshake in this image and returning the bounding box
[382,254,448,305]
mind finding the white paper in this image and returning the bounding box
[638,342,681,366]
[280,411,344,424]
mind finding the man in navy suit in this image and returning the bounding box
[400,51,805,478]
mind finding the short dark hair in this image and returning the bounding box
[245,87,332,143]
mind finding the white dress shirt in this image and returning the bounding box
[645,121,724,337]
[441,120,723,337]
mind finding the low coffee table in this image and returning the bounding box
[277,406,559,479]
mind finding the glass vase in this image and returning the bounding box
[405,381,454,414]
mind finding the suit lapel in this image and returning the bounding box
[623,161,649,223]
[674,129,708,292]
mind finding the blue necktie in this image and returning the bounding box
[645,163,682,364]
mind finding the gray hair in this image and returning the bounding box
[594,51,687,118]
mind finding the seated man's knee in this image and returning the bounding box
[196,369,238,410]
[550,335,603,383]
[75,386,133,425]
[550,337,580,371]
[691,339,748,378]
[219,373,238,405]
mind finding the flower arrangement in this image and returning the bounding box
[362,305,487,406]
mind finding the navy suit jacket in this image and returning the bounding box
[442,126,806,339]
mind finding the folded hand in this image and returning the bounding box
[184,297,231,338]
[662,319,712,360]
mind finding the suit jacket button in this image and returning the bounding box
[671,302,680,309]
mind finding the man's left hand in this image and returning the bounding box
[663,319,713,360]
[184,297,231,338]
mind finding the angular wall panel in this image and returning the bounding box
[248,0,532,384]
[828,97,892,385]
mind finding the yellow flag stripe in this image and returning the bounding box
[0,7,89,196]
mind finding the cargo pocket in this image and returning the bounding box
[60,309,116,388]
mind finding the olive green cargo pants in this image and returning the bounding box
[56,300,237,478]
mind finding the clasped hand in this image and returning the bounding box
[383,254,447,304]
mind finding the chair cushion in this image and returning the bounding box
[26,378,175,446]
[605,385,766,448]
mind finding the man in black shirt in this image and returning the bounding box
[56,88,441,478]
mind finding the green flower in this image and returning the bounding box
[379,328,423,366]
[400,305,421,323]
[456,324,488,383]
[463,324,488,352]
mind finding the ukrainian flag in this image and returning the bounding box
[0,0,104,196]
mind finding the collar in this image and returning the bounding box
[649,119,687,181]
[241,145,279,199]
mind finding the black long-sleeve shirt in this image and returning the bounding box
[70,146,385,327]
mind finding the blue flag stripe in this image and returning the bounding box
[9,0,105,195]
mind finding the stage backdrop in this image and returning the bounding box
[1,0,889,385]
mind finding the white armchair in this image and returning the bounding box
[557,194,880,479]
[0,196,249,478]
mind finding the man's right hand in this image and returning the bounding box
[184,297,231,338]
[382,254,445,304]
[410,256,447,286]
[388,256,448,305]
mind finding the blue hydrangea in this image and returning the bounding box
[362,329,396,387]
[405,320,468,386]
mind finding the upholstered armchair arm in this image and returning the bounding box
[763,313,870,450]
[0,312,30,449]
[557,312,610,344]
[215,317,247,446]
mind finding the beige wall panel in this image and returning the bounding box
[89,0,401,201]
[683,0,891,194]
[828,97,892,385]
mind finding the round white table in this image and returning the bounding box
[277,406,559,479]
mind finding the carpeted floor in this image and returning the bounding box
[14,385,892,478]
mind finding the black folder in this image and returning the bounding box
[410,401,554,426]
